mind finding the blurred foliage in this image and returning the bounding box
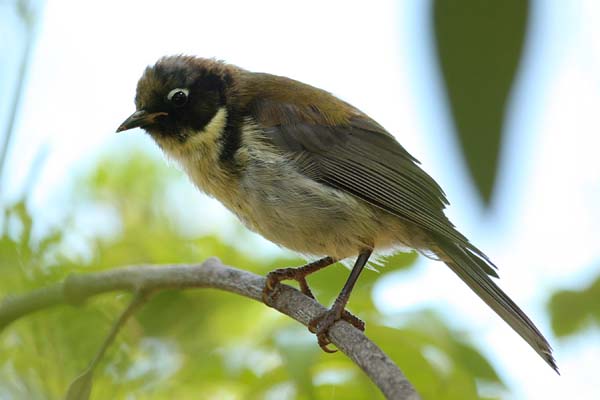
[433,0,529,204]
[548,274,600,338]
[1,1,596,397]
[0,151,504,399]
[0,2,526,396]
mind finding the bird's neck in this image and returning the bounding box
[154,107,241,204]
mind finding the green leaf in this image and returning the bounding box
[65,368,93,400]
[433,0,529,204]
[452,341,502,384]
[548,273,600,337]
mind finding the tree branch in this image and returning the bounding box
[0,258,420,400]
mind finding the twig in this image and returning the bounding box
[0,0,40,190]
[64,291,152,400]
[0,258,420,400]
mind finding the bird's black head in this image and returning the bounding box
[117,56,235,142]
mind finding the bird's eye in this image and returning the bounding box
[167,88,189,107]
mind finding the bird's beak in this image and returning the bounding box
[116,110,168,132]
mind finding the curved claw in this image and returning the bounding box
[261,289,273,306]
[263,267,317,306]
[308,307,366,353]
[262,272,281,305]
[309,309,341,353]
[317,333,337,353]
[307,317,319,334]
[311,316,337,352]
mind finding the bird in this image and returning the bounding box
[117,55,557,372]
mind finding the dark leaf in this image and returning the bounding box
[433,0,529,204]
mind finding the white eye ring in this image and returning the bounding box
[167,88,189,105]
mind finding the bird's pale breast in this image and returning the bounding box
[155,107,420,259]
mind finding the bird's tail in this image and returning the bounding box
[432,233,558,373]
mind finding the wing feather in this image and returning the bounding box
[241,78,496,274]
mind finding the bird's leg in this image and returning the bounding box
[262,255,366,343]
[308,249,372,353]
[263,256,336,303]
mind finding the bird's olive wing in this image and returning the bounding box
[258,110,496,275]
[250,97,561,371]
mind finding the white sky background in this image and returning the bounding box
[2,0,600,399]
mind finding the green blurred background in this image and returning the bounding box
[1,1,599,399]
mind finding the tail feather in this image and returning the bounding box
[434,235,558,373]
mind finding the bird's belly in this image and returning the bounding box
[225,162,412,259]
